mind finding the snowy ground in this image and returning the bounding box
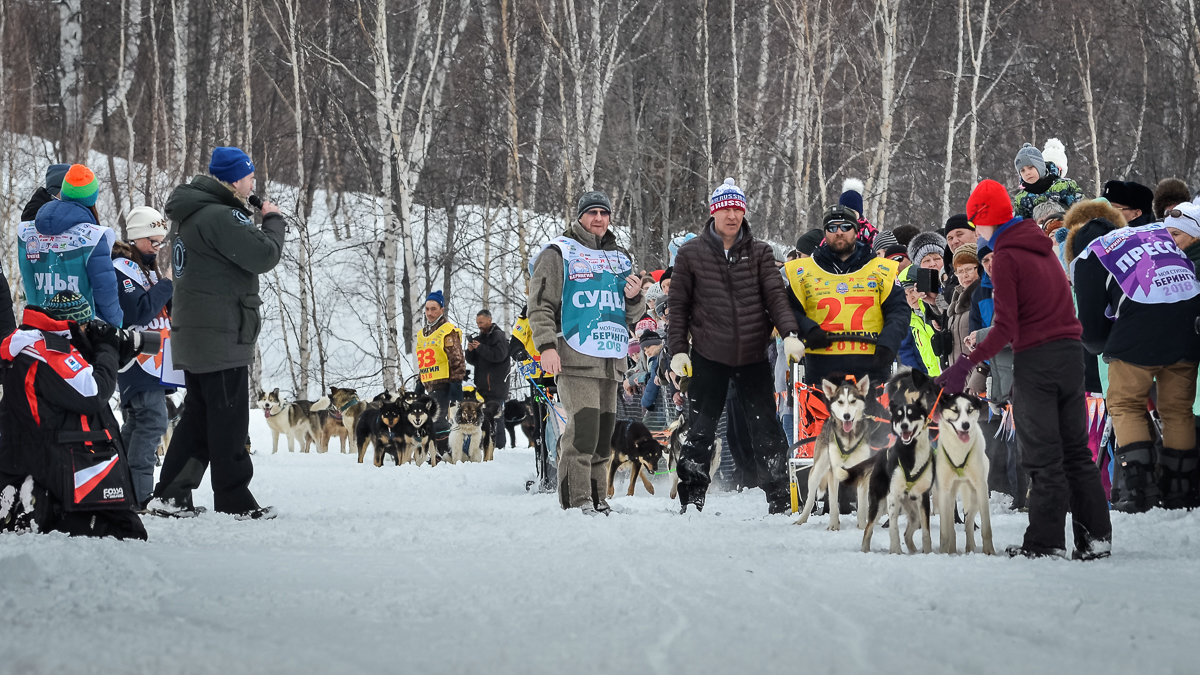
[2,415,1199,675]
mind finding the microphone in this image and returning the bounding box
[248,195,264,210]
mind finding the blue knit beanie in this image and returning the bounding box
[426,290,445,307]
[838,178,865,217]
[208,146,255,184]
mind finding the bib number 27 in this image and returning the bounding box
[816,296,874,332]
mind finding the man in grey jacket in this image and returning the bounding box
[528,190,645,514]
[150,146,283,520]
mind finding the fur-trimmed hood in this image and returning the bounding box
[1063,199,1126,261]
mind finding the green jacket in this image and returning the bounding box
[165,175,284,373]
[528,220,645,381]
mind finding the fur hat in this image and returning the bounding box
[1164,201,1200,240]
[1153,178,1192,220]
[710,178,747,214]
[43,291,93,323]
[966,179,1015,228]
[1062,199,1126,261]
[209,146,255,184]
[951,243,979,268]
[839,178,865,217]
[891,224,920,247]
[1041,138,1069,178]
[1101,180,1153,216]
[1014,143,1045,180]
[125,206,167,241]
[60,164,99,207]
[908,230,947,267]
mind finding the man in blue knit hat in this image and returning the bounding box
[415,289,466,463]
[150,146,283,521]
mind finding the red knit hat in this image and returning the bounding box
[966,179,1014,228]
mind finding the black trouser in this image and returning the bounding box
[155,366,259,514]
[679,352,789,508]
[724,385,757,490]
[1012,340,1111,552]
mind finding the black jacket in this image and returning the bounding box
[466,324,510,400]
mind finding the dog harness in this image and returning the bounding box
[833,430,868,461]
[901,451,932,491]
[942,444,972,477]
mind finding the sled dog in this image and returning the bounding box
[503,399,528,448]
[313,387,371,455]
[256,388,320,454]
[607,420,665,497]
[402,391,439,466]
[795,375,875,530]
[449,399,488,463]
[935,392,994,555]
[355,399,406,467]
[862,370,937,554]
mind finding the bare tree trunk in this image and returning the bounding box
[499,0,528,289]
[729,0,743,179]
[701,0,714,187]
[940,0,967,224]
[170,0,190,180]
[58,0,83,160]
[1073,25,1102,194]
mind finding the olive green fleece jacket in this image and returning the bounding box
[164,175,284,373]
[528,220,645,381]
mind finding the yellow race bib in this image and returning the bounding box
[416,321,458,382]
[784,256,898,355]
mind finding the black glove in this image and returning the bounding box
[68,321,96,359]
[85,320,120,350]
[805,327,832,350]
[873,346,895,371]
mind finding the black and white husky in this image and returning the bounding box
[862,370,937,554]
[794,376,875,530]
[256,388,320,454]
[935,392,995,555]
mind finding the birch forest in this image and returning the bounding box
[1,0,1199,392]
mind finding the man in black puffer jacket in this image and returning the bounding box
[1069,199,1200,512]
[466,309,510,448]
[668,178,804,514]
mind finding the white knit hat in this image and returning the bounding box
[1164,201,1200,239]
[1042,138,1069,178]
[126,206,167,241]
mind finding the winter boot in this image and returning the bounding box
[591,480,612,516]
[677,481,705,514]
[1071,523,1112,561]
[1158,447,1200,510]
[1111,442,1158,513]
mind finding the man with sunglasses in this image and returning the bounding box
[784,205,908,391]
[528,190,645,515]
[668,178,804,514]
[111,206,174,508]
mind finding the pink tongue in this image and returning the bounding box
[958,430,971,443]
[842,421,854,433]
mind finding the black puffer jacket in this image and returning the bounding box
[668,218,799,366]
[466,324,510,400]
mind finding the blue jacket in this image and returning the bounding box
[113,248,173,397]
[20,200,123,326]
[969,271,993,332]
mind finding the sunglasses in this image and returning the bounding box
[824,222,856,233]
[584,208,611,217]
[1166,208,1200,228]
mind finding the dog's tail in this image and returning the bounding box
[311,396,331,411]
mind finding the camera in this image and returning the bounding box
[916,268,941,295]
[83,320,160,364]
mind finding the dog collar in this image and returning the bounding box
[338,396,360,413]
[327,408,343,421]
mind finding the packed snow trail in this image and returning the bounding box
[1,416,1198,674]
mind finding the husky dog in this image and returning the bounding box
[311,409,351,454]
[795,376,875,530]
[256,388,321,454]
[355,400,406,467]
[862,370,937,554]
[449,399,488,463]
[481,400,502,461]
[666,414,722,500]
[607,420,665,498]
[313,387,371,455]
[936,393,995,555]
[519,396,542,449]
[402,391,439,466]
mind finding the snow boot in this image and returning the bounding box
[677,481,705,514]
[1005,544,1067,560]
[591,480,612,516]
[146,495,206,519]
[1158,447,1200,510]
[1071,523,1112,561]
[233,505,278,521]
[1112,442,1158,513]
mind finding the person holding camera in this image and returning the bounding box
[150,146,282,520]
[0,292,147,540]
[112,206,174,509]
[465,308,510,448]
[785,204,908,391]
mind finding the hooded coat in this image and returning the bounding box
[164,175,284,373]
[21,200,123,327]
